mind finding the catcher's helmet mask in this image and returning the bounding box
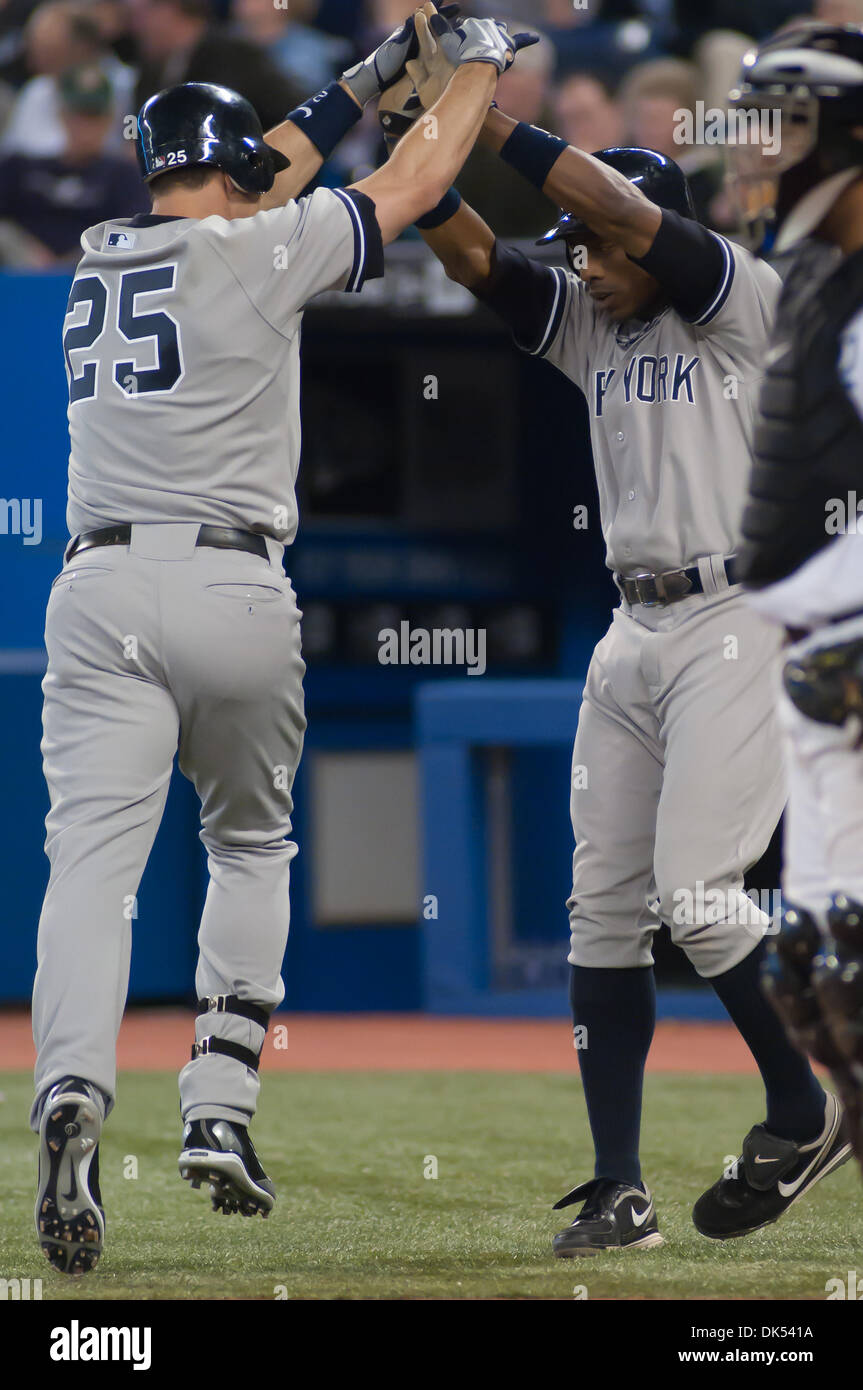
[538,147,696,273]
[728,22,863,252]
[137,82,291,196]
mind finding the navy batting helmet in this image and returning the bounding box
[136,82,291,195]
[538,147,696,252]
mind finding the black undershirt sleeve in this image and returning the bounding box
[630,209,733,324]
[472,241,566,355]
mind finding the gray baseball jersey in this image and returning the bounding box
[512,232,781,575]
[62,185,383,541]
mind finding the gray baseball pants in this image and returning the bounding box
[568,584,786,977]
[30,522,306,1130]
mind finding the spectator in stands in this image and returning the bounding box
[544,0,666,79]
[618,56,698,157]
[816,0,863,20]
[0,74,13,133]
[553,70,625,152]
[308,0,365,43]
[0,0,39,87]
[367,0,413,29]
[87,0,138,64]
[232,0,351,94]
[675,0,814,44]
[617,55,724,224]
[1,0,134,155]
[0,62,147,266]
[128,0,303,132]
[544,0,592,20]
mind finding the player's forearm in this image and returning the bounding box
[388,64,498,219]
[260,121,325,208]
[482,105,660,257]
[260,80,363,209]
[419,200,496,289]
[480,103,518,153]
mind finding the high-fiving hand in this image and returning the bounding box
[378,6,539,151]
[432,12,539,76]
[340,2,462,108]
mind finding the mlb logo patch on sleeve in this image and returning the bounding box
[104,228,137,250]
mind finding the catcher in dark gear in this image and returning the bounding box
[734,21,863,1176]
[728,21,863,254]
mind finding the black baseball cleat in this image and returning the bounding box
[179,1118,275,1217]
[693,1091,851,1240]
[35,1076,105,1276]
[552,1178,663,1257]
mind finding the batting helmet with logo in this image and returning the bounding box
[537,147,696,255]
[136,82,291,195]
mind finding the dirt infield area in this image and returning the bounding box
[0,1009,779,1073]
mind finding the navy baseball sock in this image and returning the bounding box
[709,940,826,1141]
[569,964,656,1187]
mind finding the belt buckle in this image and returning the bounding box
[634,572,664,607]
[661,568,694,603]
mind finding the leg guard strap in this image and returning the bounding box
[197,995,270,1030]
[190,1036,261,1070]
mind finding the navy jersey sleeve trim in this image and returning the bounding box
[629,209,733,324]
[532,265,569,357]
[334,187,385,292]
[473,242,566,355]
[688,233,735,324]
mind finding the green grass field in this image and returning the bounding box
[0,1071,859,1301]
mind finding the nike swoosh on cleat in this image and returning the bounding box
[62,1170,77,1202]
[631,1205,652,1228]
[752,1155,782,1164]
[778,1155,826,1198]
[778,1128,838,1197]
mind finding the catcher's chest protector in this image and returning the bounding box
[739,242,863,589]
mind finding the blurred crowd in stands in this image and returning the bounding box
[0,0,860,267]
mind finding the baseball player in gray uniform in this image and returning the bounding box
[387,53,851,1253]
[32,8,524,1276]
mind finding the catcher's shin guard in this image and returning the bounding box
[811,897,863,1164]
[761,904,863,1160]
[813,898,863,1066]
[760,905,843,1067]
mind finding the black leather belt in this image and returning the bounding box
[615,556,738,608]
[65,524,270,563]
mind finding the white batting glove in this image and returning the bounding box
[340,3,462,108]
[434,14,540,77]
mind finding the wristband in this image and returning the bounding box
[499,121,567,191]
[286,82,363,159]
[416,187,462,230]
